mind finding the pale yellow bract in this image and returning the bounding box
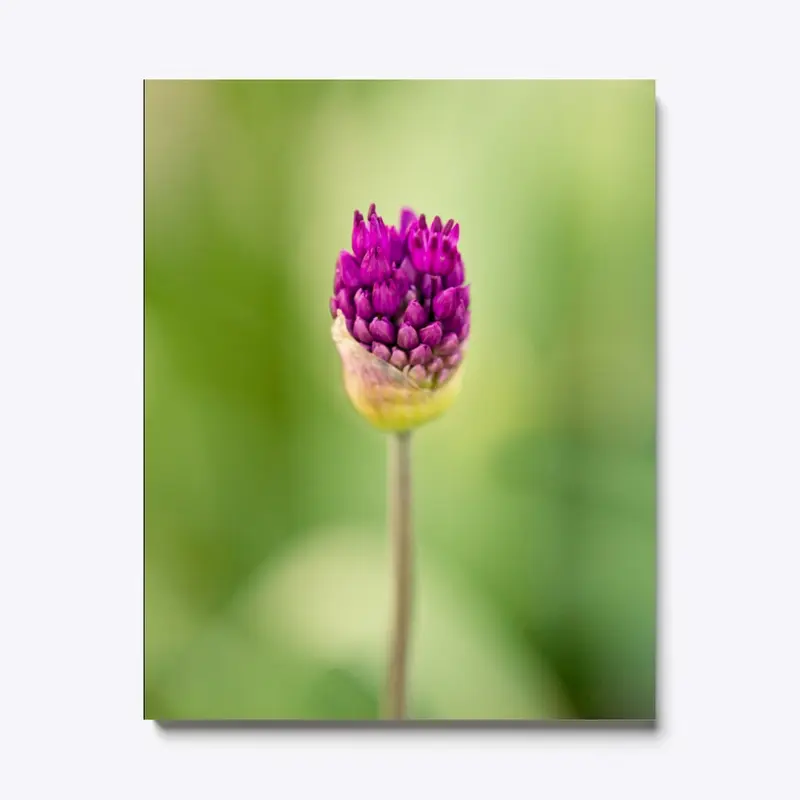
[331,311,465,432]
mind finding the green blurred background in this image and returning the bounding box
[144,80,656,721]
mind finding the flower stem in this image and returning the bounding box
[384,430,413,720]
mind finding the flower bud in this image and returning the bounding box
[372,280,401,317]
[330,205,470,431]
[339,251,361,288]
[402,300,427,329]
[353,317,373,344]
[419,321,443,349]
[397,324,420,351]
[372,342,391,362]
[352,211,369,260]
[354,288,373,319]
[433,287,459,320]
[409,344,432,366]
[369,316,396,345]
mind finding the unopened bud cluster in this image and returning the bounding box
[330,204,470,388]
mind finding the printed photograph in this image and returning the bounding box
[144,79,656,722]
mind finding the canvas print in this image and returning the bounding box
[144,79,656,722]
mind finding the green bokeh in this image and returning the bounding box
[144,80,656,721]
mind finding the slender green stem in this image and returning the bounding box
[384,430,413,720]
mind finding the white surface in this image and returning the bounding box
[0,0,798,798]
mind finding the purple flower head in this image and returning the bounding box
[330,204,469,388]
